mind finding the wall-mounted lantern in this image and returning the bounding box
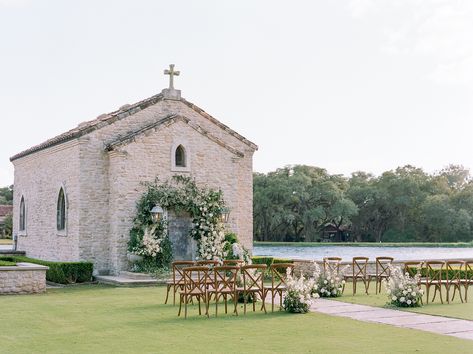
[150,205,164,223]
[221,207,230,223]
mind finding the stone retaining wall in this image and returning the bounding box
[293,257,473,277]
[0,263,48,295]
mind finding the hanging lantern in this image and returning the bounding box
[221,207,230,223]
[150,205,164,223]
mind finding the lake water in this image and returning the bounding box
[253,245,473,261]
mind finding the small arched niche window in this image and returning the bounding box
[19,196,26,231]
[57,188,66,231]
[175,145,186,167]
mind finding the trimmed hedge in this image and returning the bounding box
[251,256,294,267]
[0,260,16,266]
[0,256,93,284]
[408,266,473,280]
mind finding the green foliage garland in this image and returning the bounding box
[128,176,228,269]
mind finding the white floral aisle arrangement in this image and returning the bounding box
[284,265,320,313]
[384,265,423,307]
[315,266,347,298]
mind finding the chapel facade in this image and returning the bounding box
[10,66,257,275]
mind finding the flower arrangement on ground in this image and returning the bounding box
[315,266,347,298]
[283,268,319,314]
[384,265,423,307]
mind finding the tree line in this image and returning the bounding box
[253,165,473,243]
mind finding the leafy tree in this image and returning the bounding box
[0,185,13,205]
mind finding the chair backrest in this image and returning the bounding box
[445,260,464,283]
[213,266,239,292]
[323,257,342,274]
[241,264,267,291]
[424,261,445,283]
[403,261,424,277]
[182,266,209,293]
[172,261,196,284]
[465,261,473,282]
[352,257,369,277]
[376,257,394,277]
[196,260,220,268]
[222,259,244,267]
[269,263,294,291]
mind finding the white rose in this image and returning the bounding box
[411,292,416,297]
[392,296,397,301]
[400,297,405,303]
[406,300,412,305]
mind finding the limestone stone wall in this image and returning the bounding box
[0,264,48,295]
[11,141,81,262]
[11,95,256,275]
[107,117,251,272]
[82,97,255,274]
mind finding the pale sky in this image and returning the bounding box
[1,0,472,186]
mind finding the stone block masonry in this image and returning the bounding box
[0,263,48,295]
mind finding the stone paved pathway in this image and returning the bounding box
[312,298,473,341]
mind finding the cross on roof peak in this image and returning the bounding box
[164,64,180,90]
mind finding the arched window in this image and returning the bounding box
[57,188,66,231]
[19,196,25,231]
[175,145,186,167]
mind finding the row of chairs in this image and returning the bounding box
[164,260,295,318]
[403,260,473,304]
[323,256,394,295]
[324,256,473,303]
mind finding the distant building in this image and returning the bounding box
[10,66,257,275]
[320,224,352,242]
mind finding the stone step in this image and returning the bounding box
[119,271,155,280]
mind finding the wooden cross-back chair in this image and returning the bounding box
[237,264,267,314]
[323,257,342,275]
[196,260,220,267]
[178,266,209,318]
[403,261,424,278]
[420,261,445,304]
[207,266,239,316]
[445,260,464,304]
[165,261,195,305]
[462,261,473,302]
[222,259,244,267]
[368,257,394,294]
[343,257,369,295]
[263,263,294,312]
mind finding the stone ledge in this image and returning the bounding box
[0,263,49,271]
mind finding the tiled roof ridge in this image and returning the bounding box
[10,93,164,161]
[10,92,258,161]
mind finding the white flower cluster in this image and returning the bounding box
[384,265,424,307]
[315,265,348,298]
[194,202,227,261]
[231,242,252,264]
[284,264,320,313]
[133,224,164,257]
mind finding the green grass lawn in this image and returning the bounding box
[335,281,473,321]
[0,238,12,245]
[254,241,473,248]
[1,285,472,354]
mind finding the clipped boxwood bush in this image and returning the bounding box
[0,256,93,284]
[251,256,273,268]
[408,266,473,280]
[0,260,16,266]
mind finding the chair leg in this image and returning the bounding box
[426,285,430,304]
[446,285,450,304]
[252,293,256,312]
[243,292,247,315]
[178,294,183,316]
[439,285,443,304]
[215,294,219,317]
[224,294,228,314]
[198,296,202,315]
[165,284,171,304]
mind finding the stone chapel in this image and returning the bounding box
[10,65,257,275]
